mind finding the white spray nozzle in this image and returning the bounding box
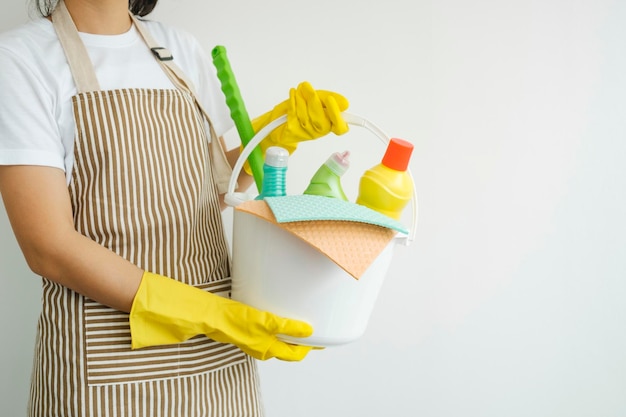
[327,150,351,176]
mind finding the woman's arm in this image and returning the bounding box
[0,165,142,312]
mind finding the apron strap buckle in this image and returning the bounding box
[151,47,174,61]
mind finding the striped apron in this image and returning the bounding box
[28,2,263,416]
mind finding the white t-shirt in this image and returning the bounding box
[0,17,233,184]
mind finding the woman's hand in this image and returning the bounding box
[251,81,350,155]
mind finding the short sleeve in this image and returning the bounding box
[0,47,66,171]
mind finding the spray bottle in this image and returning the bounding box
[303,151,350,200]
[356,138,414,220]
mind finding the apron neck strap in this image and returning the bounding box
[50,0,100,92]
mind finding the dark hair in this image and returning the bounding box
[35,0,159,17]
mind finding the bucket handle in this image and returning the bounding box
[224,112,418,246]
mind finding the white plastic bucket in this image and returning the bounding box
[225,113,418,347]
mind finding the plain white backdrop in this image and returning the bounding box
[2,0,626,416]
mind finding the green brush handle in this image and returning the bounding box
[212,45,264,192]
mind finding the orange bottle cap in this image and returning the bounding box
[382,138,414,171]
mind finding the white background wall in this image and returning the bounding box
[2,0,626,416]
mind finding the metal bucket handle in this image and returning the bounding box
[224,112,418,246]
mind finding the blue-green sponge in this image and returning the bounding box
[264,194,408,235]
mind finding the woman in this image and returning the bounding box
[0,0,349,415]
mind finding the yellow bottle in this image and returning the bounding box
[356,138,414,220]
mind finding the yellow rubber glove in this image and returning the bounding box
[243,81,349,174]
[129,272,314,361]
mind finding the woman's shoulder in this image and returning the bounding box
[0,17,70,89]
[0,17,69,84]
[0,18,57,57]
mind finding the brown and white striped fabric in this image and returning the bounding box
[28,2,263,416]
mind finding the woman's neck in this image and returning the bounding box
[62,0,132,35]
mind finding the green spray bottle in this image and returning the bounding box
[303,151,350,200]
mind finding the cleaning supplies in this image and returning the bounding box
[257,146,289,200]
[303,150,350,200]
[356,138,414,220]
